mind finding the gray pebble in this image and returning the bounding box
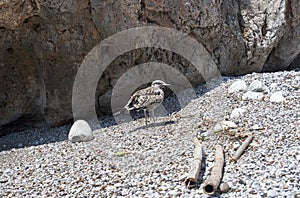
[267,189,278,197]
[220,182,230,193]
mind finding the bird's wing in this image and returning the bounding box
[125,87,164,110]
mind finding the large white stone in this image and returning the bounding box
[270,91,286,103]
[242,91,264,100]
[68,120,94,142]
[228,80,248,94]
[249,80,267,92]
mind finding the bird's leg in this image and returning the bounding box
[151,109,155,124]
[144,109,148,126]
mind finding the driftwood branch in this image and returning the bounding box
[230,135,254,163]
[185,138,203,188]
[203,145,224,195]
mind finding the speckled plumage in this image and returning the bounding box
[124,80,170,125]
[125,86,164,111]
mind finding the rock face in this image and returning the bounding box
[0,0,299,134]
[0,0,102,133]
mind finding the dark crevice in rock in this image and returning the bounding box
[236,0,245,34]
[261,11,267,37]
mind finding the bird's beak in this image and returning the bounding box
[164,83,171,86]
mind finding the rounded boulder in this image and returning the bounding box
[68,120,94,142]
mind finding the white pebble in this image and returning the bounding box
[267,189,278,197]
[228,80,248,93]
[251,124,263,130]
[230,107,247,119]
[242,91,264,100]
[249,80,267,92]
[212,121,237,132]
[270,91,285,103]
[233,142,240,150]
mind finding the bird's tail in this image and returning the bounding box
[113,96,135,116]
[113,106,132,116]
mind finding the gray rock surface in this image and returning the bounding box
[0,0,299,132]
[68,120,94,142]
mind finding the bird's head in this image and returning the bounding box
[151,80,171,88]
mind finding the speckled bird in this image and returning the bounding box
[124,80,170,125]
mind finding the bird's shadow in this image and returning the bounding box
[127,119,176,134]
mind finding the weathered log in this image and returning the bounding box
[230,135,254,163]
[185,138,203,188]
[203,145,224,195]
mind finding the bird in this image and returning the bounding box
[115,80,171,125]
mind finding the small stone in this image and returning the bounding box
[68,120,94,142]
[222,121,237,128]
[251,124,263,130]
[233,142,240,150]
[230,107,247,119]
[228,80,248,93]
[248,195,263,198]
[212,121,237,132]
[249,80,267,92]
[227,181,234,188]
[219,182,230,193]
[270,83,277,89]
[250,142,260,147]
[106,185,116,191]
[114,182,122,188]
[270,91,285,103]
[242,91,264,100]
[179,173,188,181]
[15,189,26,194]
[168,190,178,196]
[282,182,289,189]
[212,123,224,132]
[238,179,246,185]
[267,189,278,197]
[159,186,168,191]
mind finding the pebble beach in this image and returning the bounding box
[0,70,299,197]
